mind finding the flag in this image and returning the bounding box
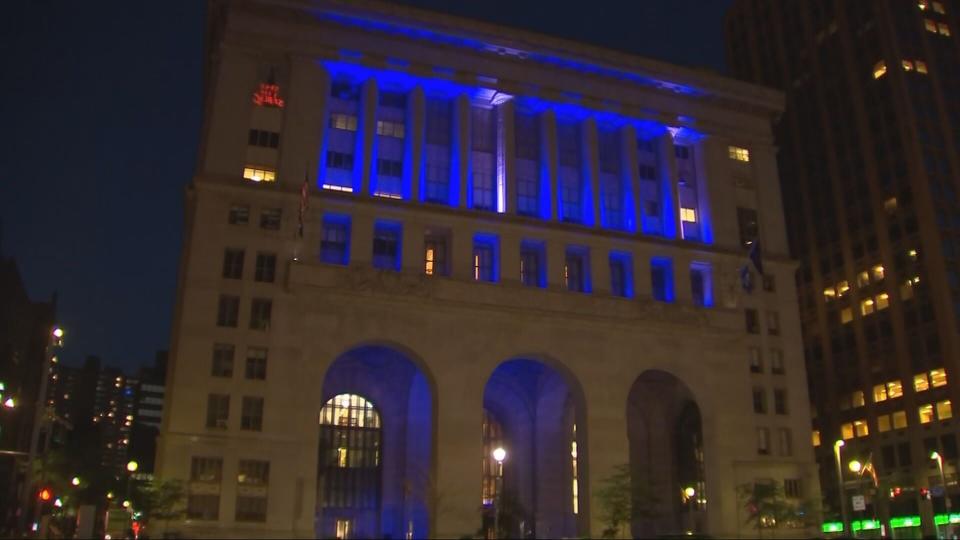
[739,239,763,292]
[298,166,310,239]
[748,239,764,276]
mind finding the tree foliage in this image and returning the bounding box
[131,478,186,532]
[596,464,662,539]
[737,481,804,536]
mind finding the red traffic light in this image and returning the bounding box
[890,486,902,497]
[38,488,53,501]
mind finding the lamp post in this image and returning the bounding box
[492,447,506,540]
[848,460,864,538]
[931,451,950,539]
[834,440,849,535]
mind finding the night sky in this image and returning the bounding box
[2,1,731,371]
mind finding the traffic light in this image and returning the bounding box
[920,487,930,499]
[889,486,903,498]
[38,488,53,502]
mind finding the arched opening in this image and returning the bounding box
[482,358,586,539]
[627,370,705,537]
[317,345,434,539]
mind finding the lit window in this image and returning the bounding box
[930,368,947,387]
[908,249,919,260]
[375,120,405,138]
[857,271,870,287]
[938,24,951,36]
[926,18,939,32]
[837,281,850,296]
[887,380,903,399]
[901,280,915,300]
[876,293,889,310]
[916,61,928,74]
[902,60,914,71]
[873,384,888,403]
[854,419,869,437]
[243,166,276,183]
[852,390,865,408]
[336,519,351,540]
[571,424,579,514]
[841,308,853,324]
[329,113,358,131]
[884,197,898,212]
[812,430,821,447]
[728,146,750,162]
[872,265,885,281]
[841,423,854,440]
[919,404,935,424]
[914,373,930,392]
[877,414,891,433]
[860,298,875,316]
[893,410,908,429]
[824,286,837,300]
[933,1,945,14]
[873,61,887,79]
[680,207,697,223]
[937,400,953,420]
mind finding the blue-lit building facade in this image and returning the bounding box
[158,0,819,537]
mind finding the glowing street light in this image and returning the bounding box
[126,460,139,473]
[833,440,849,535]
[106,492,114,500]
[492,447,506,464]
[684,486,696,498]
[931,450,950,539]
[71,477,80,487]
[848,460,862,473]
[492,447,507,539]
[122,500,131,509]
[3,397,15,409]
[52,328,64,339]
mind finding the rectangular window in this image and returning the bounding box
[919,404,935,424]
[784,478,801,498]
[841,423,854,440]
[766,311,780,335]
[191,456,223,482]
[424,234,449,277]
[737,207,759,248]
[320,215,351,265]
[812,430,821,447]
[229,204,249,225]
[260,208,281,230]
[376,119,405,139]
[254,253,276,283]
[424,98,451,204]
[915,373,930,392]
[749,347,762,373]
[329,113,358,132]
[242,166,276,183]
[473,235,498,283]
[650,257,674,302]
[690,262,712,307]
[212,344,234,378]
[873,383,888,403]
[728,145,750,162]
[878,414,892,432]
[373,91,406,198]
[564,247,590,293]
[757,427,770,455]
[325,150,355,172]
[238,460,270,485]
[745,308,760,334]
[893,410,908,429]
[471,106,497,211]
[774,389,788,415]
[937,400,952,420]
[248,129,280,149]
[187,494,220,521]
[373,221,402,271]
[245,347,267,380]
[515,111,540,216]
[206,394,229,429]
[249,298,272,331]
[235,495,267,523]
[778,428,792,456]
[609,252,633,298]
[557,121,582,223]
[222,249,244,280]
[376,158,402,178]
[887,380,903,399]
[241,396,264,431]
[598,129,624,229]
[770,348,784,374]
[520,241,545,288]
[930,368,947,387]
[217,295,239,328]
[637,137,661,233]
[680,207,697,223]
[854,419,869,437]
[753,387,767,414]
[852,390,865,408]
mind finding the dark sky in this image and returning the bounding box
[1,1,730,371]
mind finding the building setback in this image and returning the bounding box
[726,0,960,536]
[158,0,819,537]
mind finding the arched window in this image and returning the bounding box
[481,410,504,505]
[318,394,382,511]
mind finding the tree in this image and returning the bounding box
[131,478,186,535]
[737,481,802,538]
[596,464,661,539]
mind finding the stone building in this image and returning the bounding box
[158,0,819,537]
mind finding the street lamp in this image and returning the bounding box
[932,451,951,539]
[70,477,80,487]
[834,440,849,535]
[492,447,506,540]
[126,461,139,473]
[3,397,14,409]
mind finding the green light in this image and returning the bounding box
[852,519,881,531]
[934,513,960,525]
[822,522,844,533]
[890,515,922,528]
[0,381,6,392]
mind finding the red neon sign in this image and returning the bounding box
[253,82,285,108]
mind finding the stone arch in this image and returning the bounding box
[481,355,588,539]
[627,369,706,537]
[317,343,436,539]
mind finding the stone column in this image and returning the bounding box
[633,250,652,299]
[583,376,631,538]
[278,56,329,188]
[500,228,522,286]
[350,212,375,267]
[500,100,516,214]
[592,248,611,296]
[546,238,567,290]
[673,252,693,305]
[359,78,379,195]
[408,86,426,202]
[582,117,601,227]
[452,222,474,281]
[541,109,558,220]
[401,221,425,274]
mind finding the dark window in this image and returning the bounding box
[238,460,270,485]
[749,348,763,373]
[241,396,264,431]
[746,309,760,334]
[378,91,407,109]
[473,236,497,283]
[753,387,767,414]
[217,295,239,328]
[260,208,281,231]
[187,495,220,521]
[565,248,589,292]
[690,264,712,307]
[373,222,401,271]
[248,129,280,149]
[520,242,545,288]
[763,274,776,292]
[784,479,801,498]
[206,394,229,429]
[191,456,223,482]
[326,151,354,171]
[882,445,897,470]
[609,253,632,298]
[897,442,912,467]
[249,298,272,331]
[245,347,267,380]
[235,496,267,522]
[320,216,351,265]
[774,389,788,414]
[222,249,244,279]
[376,158,402,177]
[229,205,249,225]
[651,258,674,302]
[212,344,234,377]
[767,311,781,335]
[254,253,276,283]
[737,207,759,248]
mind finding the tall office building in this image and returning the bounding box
[726,0,960,535]
[158,1,818,537]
